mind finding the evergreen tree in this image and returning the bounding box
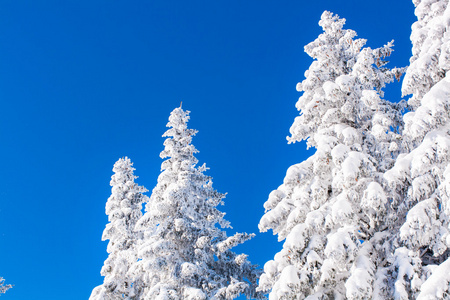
[90,157,148,300]
[258,11,404,299]
[134,107,261,300]
[402,0,450,111]
[384,0,450,298]
[0,277,11,295]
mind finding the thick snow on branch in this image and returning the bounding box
[417,258,450,299]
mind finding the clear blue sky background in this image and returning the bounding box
[0,1,415,299]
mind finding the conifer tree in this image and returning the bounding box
[402,0,450,111]
[90,157,147,300]
[0,277,11,295]
[384,0,450,298]
[134,107,262,300]
[258,11,404,299]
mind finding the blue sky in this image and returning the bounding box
[0,1,415,299]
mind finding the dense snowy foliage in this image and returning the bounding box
[90,157,148,300]
[402,0,450,110]
[258,11,405,299]
[0,277,11,295]
[384,0,450,298]
[133,107,262,299]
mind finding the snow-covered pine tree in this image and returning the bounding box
[0,277,11,294]
[134,107,262,300]
[384,0,450,298]
[90,157,148,300]
[258,11,404,299]
[402,0,450,111]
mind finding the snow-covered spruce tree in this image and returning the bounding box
[90,157,148,300]
[383,0,450,298]
[0,277,11,294]
[258,11,404,299]
[134,107,262,300]
[402,0,450,111]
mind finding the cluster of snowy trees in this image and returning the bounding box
[91,1,450,299]
[90,108,262,300]
[259,3,450,299]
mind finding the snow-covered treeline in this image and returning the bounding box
[91,0,450,299]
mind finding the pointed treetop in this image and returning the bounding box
[160,107,199,168]
[165,107,196,134]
